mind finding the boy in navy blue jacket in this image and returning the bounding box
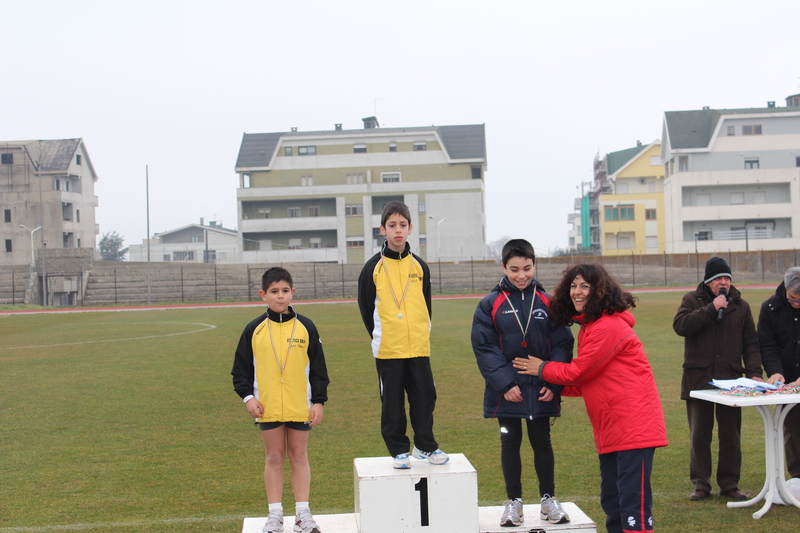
[471,239,574,528]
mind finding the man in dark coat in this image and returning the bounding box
[760,266,800,479]
[673,257,762,502]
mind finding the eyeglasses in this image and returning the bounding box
[787,297,800,305]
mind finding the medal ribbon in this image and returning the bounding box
[502,284,537,348]
[267,315,297,378]
[380,254,415,313]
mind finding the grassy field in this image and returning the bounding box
[2,289,799,532]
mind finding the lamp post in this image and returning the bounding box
[428,216,447,263]
[19,225,41,265]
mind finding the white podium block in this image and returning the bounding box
[354,453,478,533]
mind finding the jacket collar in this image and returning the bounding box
[695,281,740,301]
[498,276,544,295]
[381,240,411,260]
[266,305,296,323]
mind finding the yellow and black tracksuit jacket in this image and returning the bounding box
[357,241,432,359]
[231,306,329,423]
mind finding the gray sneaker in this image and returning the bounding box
[540,494,570,524]
[293,508,321,533]
[499,499,524,527]
[263,511,284,533]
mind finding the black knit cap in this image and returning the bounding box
[704,257,732,284]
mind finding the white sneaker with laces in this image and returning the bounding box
[540,494,570,524]
[393,453,411,469]
[293,508,321,533]
[411,446,449,465]
[262,511,284,533]
[499,499,524,527]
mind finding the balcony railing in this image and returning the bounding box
[706,229,774,241]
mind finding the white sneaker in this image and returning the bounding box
[263,511,284,533]
[411,446,449,465]
[500,499,524,527]
[393,453,411,469]
[540,494,570,524]
[293,508,321,533]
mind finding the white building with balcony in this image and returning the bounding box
[234,118,487,264]
[661,94,800,253]
[128,219,238,263]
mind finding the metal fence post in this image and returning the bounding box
[214,264,218,302]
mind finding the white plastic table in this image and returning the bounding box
[689,389,800,518]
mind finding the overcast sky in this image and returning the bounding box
[2,0,798,256]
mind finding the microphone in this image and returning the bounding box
[717,287,727,322]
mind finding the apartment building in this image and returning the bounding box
[662,95,800,253]
[1,138,98,266]
[234,118,487,264]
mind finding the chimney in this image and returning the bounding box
[636,140,642,147]
[335,123,342,131]
[200,217,204,226]
[767,101,776,108]
[291,127,298,132]
[702,106,710,110]
[362,116,379,129]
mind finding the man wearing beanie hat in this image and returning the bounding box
[673,257,762,502]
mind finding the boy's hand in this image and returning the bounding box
[245,398,264,418]
[309,403,324,426]
[503,385,523,403]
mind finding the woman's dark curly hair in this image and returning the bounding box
[549,264,637,326]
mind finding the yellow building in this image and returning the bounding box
[599,140,665,256]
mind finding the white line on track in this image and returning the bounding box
[0,515,242,532]
[0,322,216,350]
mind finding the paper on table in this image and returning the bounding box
[710,378,778,391]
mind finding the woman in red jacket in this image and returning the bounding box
[513,264,667,533]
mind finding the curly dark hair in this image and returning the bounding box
[549,264,637,326]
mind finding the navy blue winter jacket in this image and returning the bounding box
[471,277,574,419]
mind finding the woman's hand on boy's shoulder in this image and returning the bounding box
[309,403,324,426]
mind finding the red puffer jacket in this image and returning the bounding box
[541,310,668,455]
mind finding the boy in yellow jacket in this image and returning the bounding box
[357,201,447,469]
[232,267,329,533]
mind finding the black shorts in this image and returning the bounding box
[258,421,312,432]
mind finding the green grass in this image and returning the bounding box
[1,289,797,532]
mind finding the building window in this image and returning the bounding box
[419,235,427,246]
[471,167,482,179]
[258,208,271,218]
[381,172,401,183]
[413,142,427,151]
[243,173,251,188]
[678,155,688,172]
[285,146,292,156]
[696,230,711,241]
[288,238,302,249]
[55,179,60,191]
[191,235,201,243]
[418,202,426,213]
[744,158,759,169]
[301,176,313,186]
[730,192,745,205]
[288,207,301,218]
[76,154,82,165]
[742,125,762,135]
[308,206,320,217]
[3,209,10,223]
[797,156,800,167]
[298,146,316,156]
[645,209,656,220]
[310,238,321,249]
[163,254,171,261]
[604,205,634,221]
[389,142,397,152]
[727,126,735,136]
[62,203,72,221]
[354,144,367,153]
[347,173,364,184]
[1,153,12,165]
[345,204,363,216]
[347,238,365,248]
[5,239,11,252]
[174,251,195,261]
[76,209,80,222]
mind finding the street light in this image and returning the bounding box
[19,225,41,265]
[428,216,447,263]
